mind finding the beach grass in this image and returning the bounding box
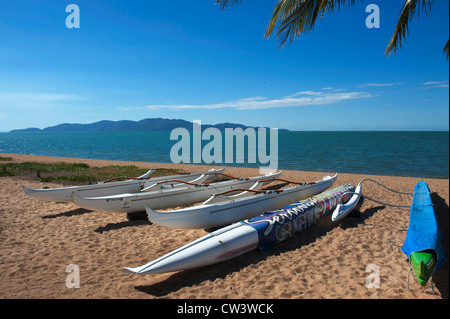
[0,161,182,184]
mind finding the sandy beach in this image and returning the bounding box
[0,152,448,299]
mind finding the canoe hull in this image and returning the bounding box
[23,168,224,202]
[147,174,337,229]
[24,179,145,202]
[123,223,259,275]
[74,172,281,213]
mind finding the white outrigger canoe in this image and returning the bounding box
[23,167,224,202]
[74,171,282,213]
[146,174,337,229]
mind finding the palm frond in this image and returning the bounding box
[215,0,244,10]
[216,0,446,59]
[265,0,303,38]
[264,0,356,47]
[384,0,434,56]
[444,39,449,60]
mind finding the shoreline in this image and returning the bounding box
[1,130,448,180]
[0,152,448,299]
[1,152,448,181]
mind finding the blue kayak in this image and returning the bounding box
[401,181,446,286]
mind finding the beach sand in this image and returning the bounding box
[0,152,448,299]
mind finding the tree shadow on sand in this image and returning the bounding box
[134,205,386,297]
[42,207,93,219]
[94,219,151,234]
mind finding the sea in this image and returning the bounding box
[0,131,448,179]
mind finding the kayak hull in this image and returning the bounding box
[401,181,447,286]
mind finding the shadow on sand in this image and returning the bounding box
[42,207,93,219]
[94,219,152,234]
[430,192,449,299]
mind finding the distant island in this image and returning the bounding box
[10,118,289,133]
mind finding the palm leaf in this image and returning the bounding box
[264,0,356,47]
[215,0,244,10]
[216,0,447,59]
[443,39,449,60]
[384,0,434,56]
[265,0,303,39]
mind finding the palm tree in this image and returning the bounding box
[216,0,449,60]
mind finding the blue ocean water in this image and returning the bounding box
[0,131,448,178]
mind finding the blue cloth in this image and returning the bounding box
[401,181,447,271]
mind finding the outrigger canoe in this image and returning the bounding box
[23,167,224,202]
[146,174,337,229]
[123,184,353,275]
[401,181,446,286]
[74,171,282,213]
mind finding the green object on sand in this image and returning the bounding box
[409,249,437,286]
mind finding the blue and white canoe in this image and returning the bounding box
[123,184,354,275]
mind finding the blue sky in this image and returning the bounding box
[0,0,448,131]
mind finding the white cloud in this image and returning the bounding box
[357,82,404,87]
[423,81,448,85]
[127,90,372,111]
[422,80,449,88]
[116,107,133,111]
